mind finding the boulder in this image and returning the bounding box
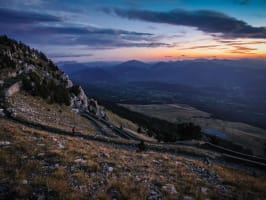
[65,75,73,88]
[78,86,88,109]
[0,109,5,117]
[88,98,106,118]
[70,86,88,110]
[4,81,21,97]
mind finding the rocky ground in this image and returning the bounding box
[5,91,97,135]
[0,117,266,200]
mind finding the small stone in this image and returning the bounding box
[183,195,194,200]
[150,190,157,195]
[163,184,177,194]
[0,141,11,146]
[169,184,177,194]
[74,158,86,164]
[135,176,141,182]
[108,167,113,172]
[58,143,64,149]
[37,195,45,200]
[0,109,5,117]
[201,187,208,194]
[176,161,182,166]
[37,153,45,157]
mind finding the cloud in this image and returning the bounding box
[0,7,61,24]
[48,53,93,58]
[217,39,266,45]
[102,7,266,39]
[182,44,221,50]
[228,45,257,54]
[0,0,43,8]
[0,7,170,48]
[233,46,257,51]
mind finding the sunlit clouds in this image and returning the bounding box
[0,0,265,61]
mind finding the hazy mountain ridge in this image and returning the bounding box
[65,59,266,89]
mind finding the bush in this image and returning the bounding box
[53,85,70,105]
[178,123,202,140]
[69,85,81,96]
[21,71,70,105]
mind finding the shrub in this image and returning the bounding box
[69,85,81,96]
[21,71,70,105]
[178,123,202,140]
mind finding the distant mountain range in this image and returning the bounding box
[59,59,266,91]
[57,61,120,75]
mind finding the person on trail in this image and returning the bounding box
[72,126,76,134]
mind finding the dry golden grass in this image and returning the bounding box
[0,117,265,199]
[106,110,138,131]
[213,164,266,196]
[106,110,157,142]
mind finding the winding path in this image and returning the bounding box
[2,112,266,171]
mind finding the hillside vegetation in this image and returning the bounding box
[0,35,82,106]
[101,101,202,142]
[1,117,266,199]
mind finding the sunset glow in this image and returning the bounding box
[1,0,265,62]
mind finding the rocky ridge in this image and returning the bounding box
[0,35,89,111]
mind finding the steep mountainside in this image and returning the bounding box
[0,35,87,109]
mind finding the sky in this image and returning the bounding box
[0,0,266,62]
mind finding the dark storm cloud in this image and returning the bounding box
[102,7,266,39]
[0,7,169,48]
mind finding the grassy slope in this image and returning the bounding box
[106,110,139,131]
[0,117,266,199]
[7,92,97,135]
[105,110,157,142]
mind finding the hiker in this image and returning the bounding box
[72,126,76,134]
